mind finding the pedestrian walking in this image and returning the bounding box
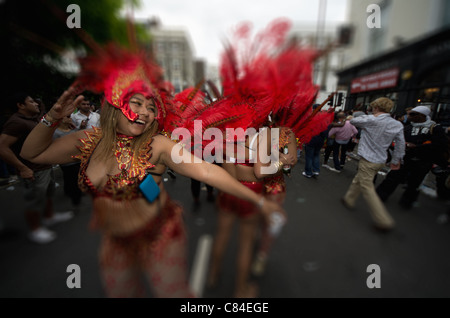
[376,106,448,209]
[341,97,405,231]
[323,112,344,170]
[327,112,358,172]
[303,128,327,178]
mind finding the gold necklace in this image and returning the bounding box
[115,134,134,171]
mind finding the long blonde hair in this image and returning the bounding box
[94,101,159,162]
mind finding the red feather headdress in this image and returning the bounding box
[217,18,334,145]
[74,44,169,126]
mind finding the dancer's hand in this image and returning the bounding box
[258,197,287,226]
[280,152,296,166]
[47,87,84,121]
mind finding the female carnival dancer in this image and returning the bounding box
[254,104,336,276]
[207,116,285,298]
[20,44,284,298]
[206,18,333,297]
[252,120,297,276]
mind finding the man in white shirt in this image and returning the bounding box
[341,97,405,232]
[71,99,100,130]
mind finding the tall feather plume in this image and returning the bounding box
[290,94,335,144]
[295,111,334,145]
[218,18,295,131]
[216,18,336,146]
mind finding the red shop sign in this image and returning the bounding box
[350,68,399,93]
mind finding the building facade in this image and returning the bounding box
[143,18,197,93]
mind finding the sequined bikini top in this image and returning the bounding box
[73,128,156,201]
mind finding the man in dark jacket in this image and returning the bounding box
[376,106,448,209]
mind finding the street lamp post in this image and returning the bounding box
[316,0,327,48]
[314,0,327,86]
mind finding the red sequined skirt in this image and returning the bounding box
[264,174,286,204]
[217,180,264,218]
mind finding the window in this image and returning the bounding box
[171,42,180,54]
[157,42,165,52]
[172,59,180,71]
[443,0,450,28]
[173,77,182,93]
[435,86,450,125]
[158,58,166,70]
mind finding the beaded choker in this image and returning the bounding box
[113,133,155,180]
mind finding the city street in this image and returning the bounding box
[1,154,449,299]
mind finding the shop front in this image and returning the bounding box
[337,27,450,124]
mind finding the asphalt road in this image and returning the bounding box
[1,154,449,298]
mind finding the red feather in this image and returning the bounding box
[216,17,333,146]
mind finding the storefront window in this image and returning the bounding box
[416,64,450,121]
[417,87,440,104]
[355,96,366,110]
[435,86,450,126]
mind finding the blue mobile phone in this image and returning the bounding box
[139,174,160,203]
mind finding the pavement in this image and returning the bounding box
[1,154,450,298]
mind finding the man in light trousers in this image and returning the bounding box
[341,98,405,231]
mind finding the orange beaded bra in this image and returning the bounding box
[73,128,157,201]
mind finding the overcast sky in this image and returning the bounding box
[132,0,349,66]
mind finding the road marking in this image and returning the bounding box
[189,234,212,297]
